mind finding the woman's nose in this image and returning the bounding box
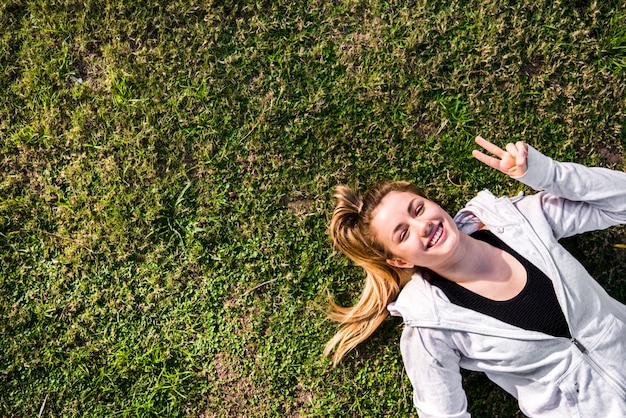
[414,220,432,237]
[426,222,436,237]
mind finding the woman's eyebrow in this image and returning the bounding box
[407,198,417,215]
[391,222,404,239]
[391,198,418,239]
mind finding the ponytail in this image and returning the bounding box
[324,182,425,365]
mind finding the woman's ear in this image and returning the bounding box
[386,258,415,269]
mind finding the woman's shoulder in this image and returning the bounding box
[454,190,529,234]
[388,274,440,324]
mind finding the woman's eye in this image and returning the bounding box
[400,229,408,241]
[415,204,424,216]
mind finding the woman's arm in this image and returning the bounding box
[473,136,626,238]
[400,327,471,418]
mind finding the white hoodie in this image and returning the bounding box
[388,146,626,417]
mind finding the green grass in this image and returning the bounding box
[1,0,625,416]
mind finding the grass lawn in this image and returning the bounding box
[1,0,625,416]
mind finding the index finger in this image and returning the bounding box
[472,149,502,170]
[475,136,505,157]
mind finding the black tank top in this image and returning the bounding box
[430,230,571,339]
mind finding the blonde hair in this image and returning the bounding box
[324,181,426,365]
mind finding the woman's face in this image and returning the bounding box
[370,191,461,270]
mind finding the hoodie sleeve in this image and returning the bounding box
[400,326,471,418]
[512,145,626,239]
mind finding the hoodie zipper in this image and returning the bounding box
[570,337,626,395]
[570,338,587,354]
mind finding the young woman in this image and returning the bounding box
[325,137,626,417]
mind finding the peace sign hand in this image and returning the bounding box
[472,136,528,177]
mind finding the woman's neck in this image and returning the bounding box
[434,232,509,284]
[432,231,529,301]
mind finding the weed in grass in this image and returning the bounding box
[598,10,626,72]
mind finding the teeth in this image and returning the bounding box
[429,225,443,247]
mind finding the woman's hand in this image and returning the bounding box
[472,136,528,177]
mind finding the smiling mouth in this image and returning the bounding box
[427,223,444,248]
